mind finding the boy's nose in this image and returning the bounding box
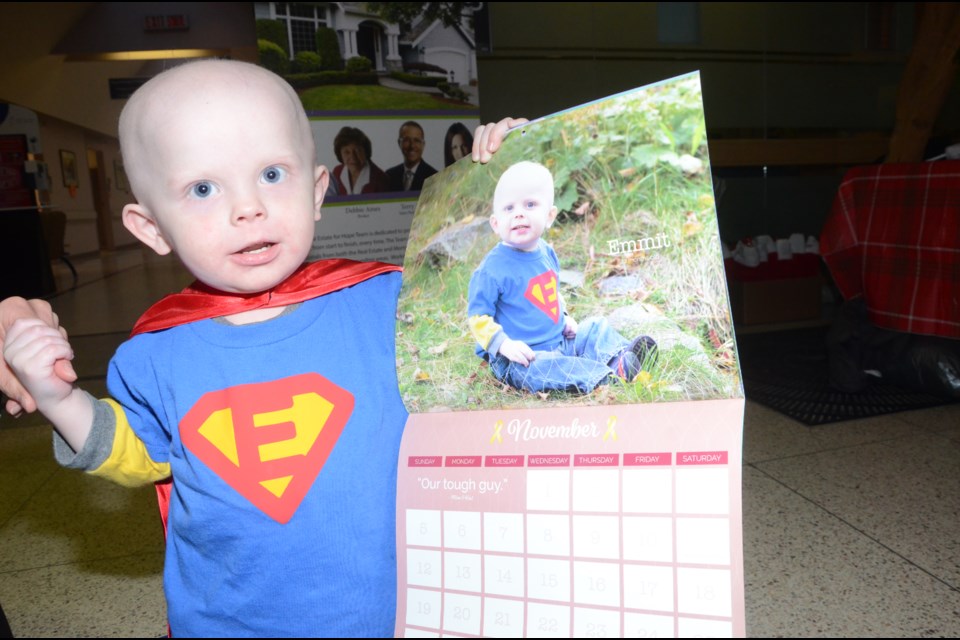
[231,194,267,223]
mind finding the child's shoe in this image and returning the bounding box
[610,351,642,381]
[608,336,658,382]
[629,335,658,368]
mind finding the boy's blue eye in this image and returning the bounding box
[190,182,216,199]
[504,204,514,213]
[261,166,286,184]
[524,200,538,209]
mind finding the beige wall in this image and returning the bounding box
[38,116,137,256]
[0,2,257,256]
[0,3,256,137]
[0,3,144,138]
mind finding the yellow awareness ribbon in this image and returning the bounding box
[603,415,618,441]
[489,420,504,444]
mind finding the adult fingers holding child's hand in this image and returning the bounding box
[472,117,529,164]
[0,298,76,416]
[2,318,75,410]
[30,300,76,385]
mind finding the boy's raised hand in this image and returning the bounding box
[472,117,529,164]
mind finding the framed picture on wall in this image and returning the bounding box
[59,149,78,187]
[114,158,129,192]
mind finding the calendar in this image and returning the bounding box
[393,72,745,637]
[396,401,744,638]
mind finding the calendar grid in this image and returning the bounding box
[401,454,735,637]
[672,460,680,638]
[566,467,574,638]
[618,461,626,638]
[479,506,486,638]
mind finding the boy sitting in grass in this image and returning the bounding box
[468,161,657,394]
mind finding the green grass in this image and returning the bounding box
[299,85,474,111]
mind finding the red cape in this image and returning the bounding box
[131,258,401,336]
[133,258,402,541]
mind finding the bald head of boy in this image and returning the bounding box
[117,60,328,295]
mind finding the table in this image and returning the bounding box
[820,161,960,338]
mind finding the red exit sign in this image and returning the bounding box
[144,14,189,32]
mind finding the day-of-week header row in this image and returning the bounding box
[408,451,728,468]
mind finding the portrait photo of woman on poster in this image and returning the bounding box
[329,126,390,195]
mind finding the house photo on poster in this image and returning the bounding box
[396,72,741,413]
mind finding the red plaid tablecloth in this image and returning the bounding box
[820,161,960,338]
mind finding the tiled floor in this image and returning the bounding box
[0,248,958,637]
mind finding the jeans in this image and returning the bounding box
[487,317,630,394]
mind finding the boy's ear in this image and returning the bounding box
[313,165,329,221]
[546,205,559,227]
[489,213,500,233]
[122,203,172,256]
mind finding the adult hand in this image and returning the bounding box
[498,338,536,367]
[563,315,578,339]
[0,297,76,416]
[3,318,76,411]
[472,117,529,164]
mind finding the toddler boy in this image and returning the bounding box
[468,161,657,394]
[1,59,516,637]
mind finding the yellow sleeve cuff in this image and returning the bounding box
[90,398,171,487]
[469,314,501,350]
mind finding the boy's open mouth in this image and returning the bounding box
[239,242,274,255]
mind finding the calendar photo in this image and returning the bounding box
[395,72,740,414]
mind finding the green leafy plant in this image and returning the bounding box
[291,51,321,74]
[255,19,288,55]
[436,81,469,102]
[315,26,343,70]
[366,2,481,30]
[345,56,373,73]
[257,39,289,75]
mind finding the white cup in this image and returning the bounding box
[755,235,773,251]
[790,232,806,254]
[776,238,793,260]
